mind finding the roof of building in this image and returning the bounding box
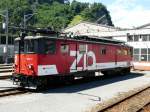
[135,23,150,29]
[64,21,121,31]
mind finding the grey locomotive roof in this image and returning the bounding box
[15,35,123,42]
[15,35,130,47]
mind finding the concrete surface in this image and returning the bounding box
[0,71,150,112]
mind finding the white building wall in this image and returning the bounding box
[113,36,127,42]
[127,42,150,49]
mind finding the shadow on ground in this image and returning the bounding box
[42,72,144,94]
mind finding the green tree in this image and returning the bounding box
[35,2,71,31]
[81,3,113,26]
[68,15,84,27]
[0,0,114,32]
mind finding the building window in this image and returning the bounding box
[140,48,148,61]
[133,48,140,54]
[148,55,150,61]
[141,35,148,41]
[141,55,147,61]
[148,35,150,41]
[127,36,133,42]
[141,48,147,54]
[133,48,140,61]
[1,36,6,44]
[134,35,139,41]
[133,55,140,61]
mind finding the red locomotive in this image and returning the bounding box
[12,29,133,89]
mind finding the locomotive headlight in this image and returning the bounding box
[28,65,33,70]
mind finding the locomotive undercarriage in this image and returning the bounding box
[11,67,131,89]
[11,73,75,90]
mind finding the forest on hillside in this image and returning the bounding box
[0,0,113,31]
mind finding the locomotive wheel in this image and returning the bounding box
[60,75,75,84]
[123,67,131,74]
[101,71,115,77]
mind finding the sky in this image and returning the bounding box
[70,0,150,28]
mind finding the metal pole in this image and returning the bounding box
[5,9,9,64]
[96,15,106,23]
[23,15,26,29]
[23,13,37,29]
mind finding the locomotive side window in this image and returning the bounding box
[117,49,122,55]
[45,40,56,54]
[122,49,128,55]
[79,45,86,54]
[61,44,69,53]
[101,48,106,55]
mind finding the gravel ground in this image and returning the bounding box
[103,88,150,112]
[0,72,150,112]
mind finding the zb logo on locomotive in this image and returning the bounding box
[70,49,96,72]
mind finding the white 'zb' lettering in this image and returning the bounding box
[70,50,96,72]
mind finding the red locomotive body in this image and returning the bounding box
[12,32,133,88]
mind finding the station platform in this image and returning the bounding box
[0,72,150,112]
[133,62,150,71]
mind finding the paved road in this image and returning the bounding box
[0,71,150,112]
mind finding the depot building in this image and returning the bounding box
[64,22,150,70]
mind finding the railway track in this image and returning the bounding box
[98,87,150,112]
[0,88,29,97]
[138,103,150,112]
[0,75,11,80]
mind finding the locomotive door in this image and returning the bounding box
[60,43,70,74]
[69,43,77,73]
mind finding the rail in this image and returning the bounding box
[98,87,150,112]
[0,88,28,97]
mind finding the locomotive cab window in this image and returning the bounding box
[44,40,56,54]
[24,40,36,53]
[61,44,69,53]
